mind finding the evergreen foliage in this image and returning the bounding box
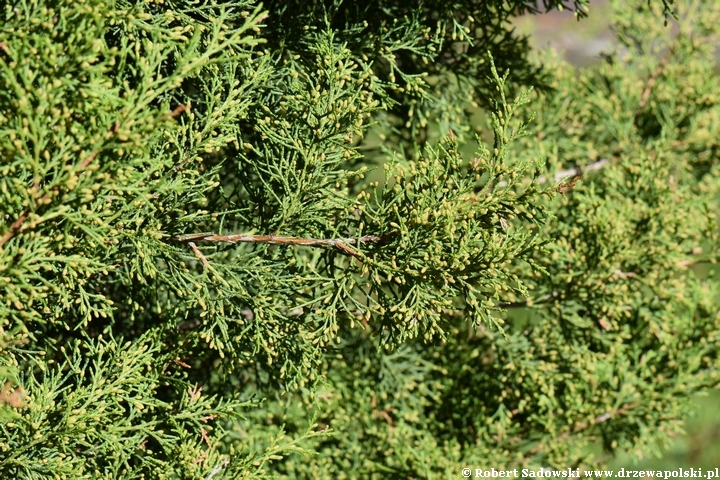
[0,0,718,478]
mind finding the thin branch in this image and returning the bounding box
[167,104,188,119]
[188,241,209,267]
[205,459,230,480]
[495,158,610,189]
[79,121,121,170]
[678,257,718,268]
[176,233,391,258]
[169,143,674,256]
[538,158,610,184]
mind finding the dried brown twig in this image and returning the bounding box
[176,159,613,260]
[176,232,391,258]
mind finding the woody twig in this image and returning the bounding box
[188,241,209,267]
[176,232,391,258]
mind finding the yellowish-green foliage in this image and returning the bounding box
[0,0,718,478]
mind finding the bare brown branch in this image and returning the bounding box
[176,232,389,258]
[168,104,188,118]
[188,241,209,267]
[556,174,583,194]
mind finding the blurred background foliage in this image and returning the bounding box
[515,0,720,469]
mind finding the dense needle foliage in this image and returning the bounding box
[1,0,719,477]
